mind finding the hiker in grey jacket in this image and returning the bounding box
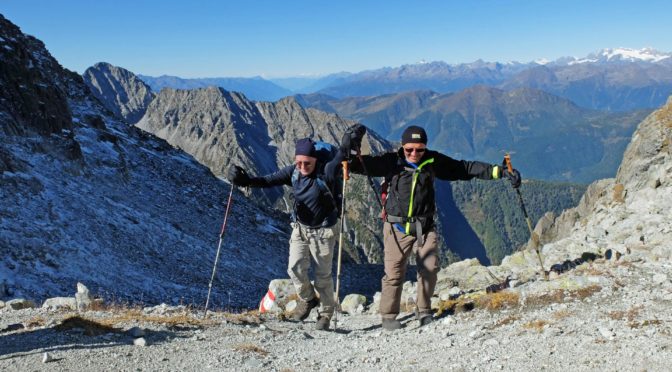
[341,125,521,331]
[228,138,343,331]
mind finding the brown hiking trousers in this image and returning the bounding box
[380,223,439,320]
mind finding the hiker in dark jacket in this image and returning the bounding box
[341,125,521,331]
[227,138,343,331]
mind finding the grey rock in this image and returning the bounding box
[469,330,484,340]
[341,294,367,315]
[442,317,457,326]
[75,282,92,310]
[42,297,77,310]
[6,298,35,310]
[599,327,615,340]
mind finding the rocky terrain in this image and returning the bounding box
[0,14,296,309]
[2,12,671,371]
[2,75,671,372]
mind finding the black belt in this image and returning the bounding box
[386,215,428,246]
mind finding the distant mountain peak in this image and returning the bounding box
[568,47,672,65]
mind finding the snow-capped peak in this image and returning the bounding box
[567,47,671,65]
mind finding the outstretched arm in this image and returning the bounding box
[433,152,507,181]
[228,165,294,187]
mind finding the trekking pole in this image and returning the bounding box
[356,153,383,208]
[204,185,235,318]
[333,160,349,330]
[504,154,547,279]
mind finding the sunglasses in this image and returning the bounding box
[403,147,426,154]
[295,161,314,168]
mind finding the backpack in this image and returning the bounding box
[290,141,343,215]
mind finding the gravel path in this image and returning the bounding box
[2,259,671,371]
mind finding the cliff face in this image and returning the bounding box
[0,14,72,136]
[498,95,672,283]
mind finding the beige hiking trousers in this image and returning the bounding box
[380,223,439,320]
[287,221,338,317]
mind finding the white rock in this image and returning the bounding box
[341,294,367,315]
[133,337,147,346]
[42,352,54,363]
[285,300,298,313]
[469,330,484,340]
[442,317,457,326]
[599,327,615,340]
[42,297,77,311]
[75,282,92,310]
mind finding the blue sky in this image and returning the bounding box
[3,0,671,78]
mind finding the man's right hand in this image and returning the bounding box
[227,165,251,186]
[341,124,367,159]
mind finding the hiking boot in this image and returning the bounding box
[381,318,403,331]
[315,315,331,331]
[419,314,434,326]
[292,297,319,321]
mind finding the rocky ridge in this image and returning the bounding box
[83,62,155,124]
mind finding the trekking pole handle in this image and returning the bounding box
[504,153,513,173]
[342,160,349,181]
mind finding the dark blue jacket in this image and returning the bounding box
[248,150,344,228]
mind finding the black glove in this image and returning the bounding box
[340,124,367,159]
[227,165,251,187]
[501,167,521,189]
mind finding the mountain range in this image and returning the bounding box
[138,48,672,112]
[296,87,650,183]
[83,61,589,266]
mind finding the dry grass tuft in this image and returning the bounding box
[490,314,521,329]
[629,319,662,328]
[475,291,520,311]
[522,319,549,332]
[552,309,573,320]
[525,285,602,308]
[25,316,47,329]
[435,299,475,317]
[55,316,121,336]
[233,343,269,356]
[525,290,565,307]
[572,285,602,300]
